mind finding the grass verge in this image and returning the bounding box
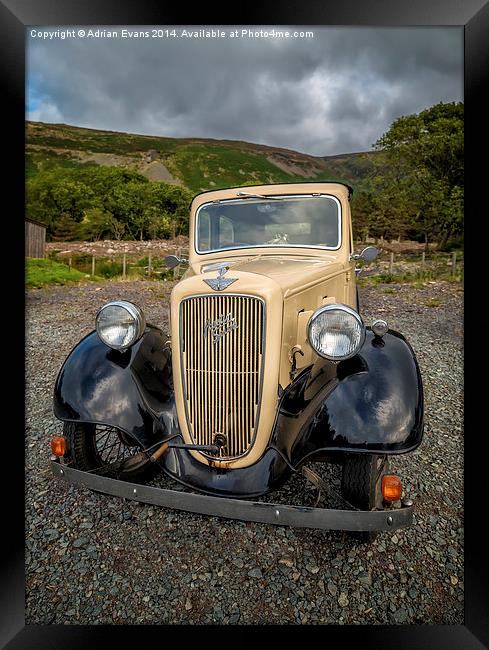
[358,267,463,289]
[26,258,103,289]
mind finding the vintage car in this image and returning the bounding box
[50,182,424,538]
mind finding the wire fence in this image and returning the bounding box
[51,247,190,281]
[360,249,463,283]
[50,247,463,283]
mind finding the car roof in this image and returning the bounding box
[190,180,354,205]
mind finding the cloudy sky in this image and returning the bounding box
[26,26,463,157]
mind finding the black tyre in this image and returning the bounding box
[341,453,388,542]
[63,421,155,482]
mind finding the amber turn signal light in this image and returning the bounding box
[51,436,66,457]
[382,475,402,502]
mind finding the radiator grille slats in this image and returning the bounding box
[180,295,265,459]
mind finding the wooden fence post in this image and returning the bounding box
[123,253,127,279]
[452,252,457,277]
[421,251,425,267]
[389,252,394,275]
[68,257,72,272]
[91,256,95,277]
[148,253,152,276]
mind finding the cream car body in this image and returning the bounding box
[53,181,424,534]
[171,182,356,469]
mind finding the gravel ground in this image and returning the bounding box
[25,278,463,625]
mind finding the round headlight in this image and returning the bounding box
[96,301,146,351]
[307,304,365,361]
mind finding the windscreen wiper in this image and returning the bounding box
[235,192,284,200]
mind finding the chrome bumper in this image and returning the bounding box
[50,459,414,532]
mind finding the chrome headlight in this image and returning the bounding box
[96,301,146,351]
[307,304,365,361]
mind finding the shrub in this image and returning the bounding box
[97,260,123,278]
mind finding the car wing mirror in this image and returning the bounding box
[350,246,379,263]
[165,255,188,269]
[360,246,379,262]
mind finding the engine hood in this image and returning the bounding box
[187,253,345,298]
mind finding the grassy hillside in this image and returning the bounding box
[26,121,377,193]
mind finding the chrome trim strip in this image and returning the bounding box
[51,461,414,532]
[194,193,343,255]
[179,293,267,461]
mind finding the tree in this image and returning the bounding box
[147,183,193,238]
[372,101,464,245]
[376,102,463,189]
[51,214,80,241]
[51,179,96,221]
[79,209,119,241]
[112,219,126,241]
[147,209,168,240]
[26,170,98,239]
[26,160,193,243]
[26,166,151,240]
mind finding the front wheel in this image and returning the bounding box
[341,453,388,542]
[63,421,155,482]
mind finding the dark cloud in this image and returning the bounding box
[27,26,463,156]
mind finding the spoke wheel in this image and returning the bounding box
[92,424,140,471]
[64,422,154,481]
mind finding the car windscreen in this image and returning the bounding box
[196,195,341,253]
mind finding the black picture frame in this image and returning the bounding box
[3,0,485,646]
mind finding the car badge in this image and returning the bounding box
[203,265,238,291]
[204,312,239,344]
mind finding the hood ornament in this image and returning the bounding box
[203,264,238,291]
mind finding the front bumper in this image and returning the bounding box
[50,459,414,532]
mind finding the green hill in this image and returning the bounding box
[26,121,377,193]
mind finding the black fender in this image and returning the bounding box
[271,329,424,467]
[53,325,174,449]
[158,443,292,498]
[53,325,423,498]
[53,325,292,497]
[158,328,423,497]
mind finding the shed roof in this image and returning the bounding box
[25,217,47,229]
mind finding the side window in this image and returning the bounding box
[198,211,210,251]
[348,206,353,254]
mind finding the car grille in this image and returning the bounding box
[180,294,265,459]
